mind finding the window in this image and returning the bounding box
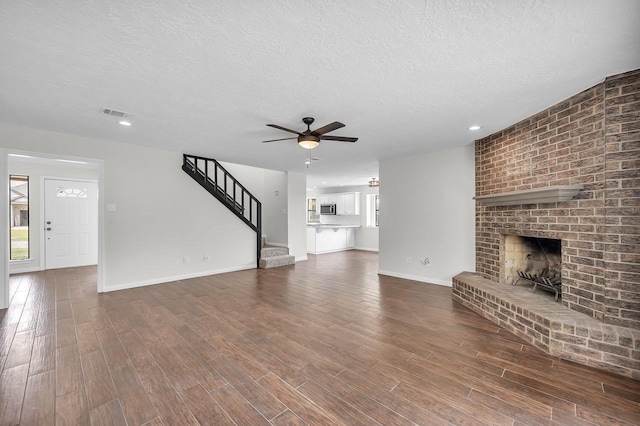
[366,193,379,228]
[10,175,29,260]
[375,194,379,227]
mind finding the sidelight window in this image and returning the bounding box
[10,175,29,260]
[366,193,379,228]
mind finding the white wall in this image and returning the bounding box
[1,123,257,292]
[9,158,98,274]
[307,185,379,251]
[263,170,288,245]
[378,144,475,286]
[221,163,297,248]
[287,172,307,261]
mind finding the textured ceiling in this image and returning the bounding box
[1,1,639,188]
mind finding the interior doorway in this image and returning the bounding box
[3,151,104,306]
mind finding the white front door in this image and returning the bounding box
[45,179,98,269]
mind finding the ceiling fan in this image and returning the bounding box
[262,117,358,149]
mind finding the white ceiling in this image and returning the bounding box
[1,1,639,189]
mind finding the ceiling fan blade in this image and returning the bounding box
[266,124,303,135]
[311,121,345,136]
[320,135,358,142]
[262,137,297,143]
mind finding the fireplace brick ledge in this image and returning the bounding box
[474,184,583,207]
[452,271,640,379]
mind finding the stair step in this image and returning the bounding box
[261,247,290,258]
[259,255,295,269]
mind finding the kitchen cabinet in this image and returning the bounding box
[317,192,360,215]
[343,193,358,215]
[307,225,358,254]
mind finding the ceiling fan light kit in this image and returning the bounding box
[298,134,320,149]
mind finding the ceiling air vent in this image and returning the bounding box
[102,108,130,118]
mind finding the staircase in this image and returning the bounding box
[182,154,294,269]
[260,246,295,269]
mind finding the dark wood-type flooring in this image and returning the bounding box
[1,251,639,425]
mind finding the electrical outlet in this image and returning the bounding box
[183,256,190,264]
[406,257,412,264]
[204,254,210,261]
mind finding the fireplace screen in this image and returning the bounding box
[503,235,562,300]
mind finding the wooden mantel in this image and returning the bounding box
[474,185,584,207]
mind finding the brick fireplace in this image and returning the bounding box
[453,69,640,379]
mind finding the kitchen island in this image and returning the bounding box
[306,224,359,254]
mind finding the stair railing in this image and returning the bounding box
[182,154,262,268]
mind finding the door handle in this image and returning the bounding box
[46,228,52,231]
[46,221,51,225]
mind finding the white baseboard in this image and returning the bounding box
[307,247,355,255]
[9,265,44,274]
[102,263,256,293]
[295,256,308,262]
[377,269,452,287]
[354,246,379,252]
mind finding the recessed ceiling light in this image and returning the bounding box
[469,125,481,131]
[119,120,132,126]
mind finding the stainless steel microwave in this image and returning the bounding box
[320,204,336,215]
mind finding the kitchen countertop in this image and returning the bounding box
[307,224,360,229]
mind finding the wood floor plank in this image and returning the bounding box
[71,302,92,325]
[209,355,286,420]
[56,344,84,397]
[0,325,17,358]
[76,321,101,355]
[468,388,552,426]
[56,318,77,348]
[81,350,118,409]
[0,364,29,424]
[4,329,35,369]
[181,384,236,426]
[16,308,38,333]
[56,300,73,320]
[20,370,56,425]
[117,330,200,425]
[28,334,55,376]
[89,400,127,426]
[271,410,309,426]
[299,364,417,426]
[95,323,129,368]
[210,384,271,426]
[297,379,382,426]
[55,390,90,426]
[109,361,158,425]
[257,372,345,425]
[34,310,55,337]
[335,368,450,426]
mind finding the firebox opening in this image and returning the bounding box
[503,235,562,301]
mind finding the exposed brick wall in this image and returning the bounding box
[475,69,640,330]
[603,71,640,329]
